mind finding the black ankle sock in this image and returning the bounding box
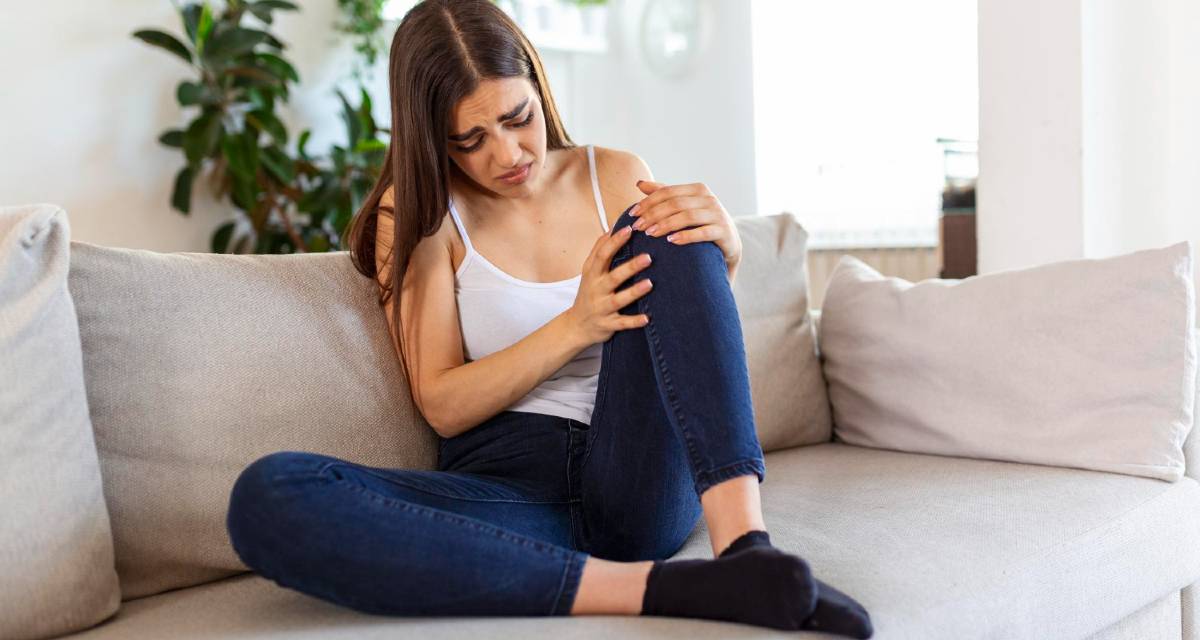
[640,533,817,631]
[719,530,874,639]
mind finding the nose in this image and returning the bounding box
[497,135,523,169]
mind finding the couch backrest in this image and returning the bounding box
[68,242,433,601]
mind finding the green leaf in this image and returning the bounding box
[260,145,295,183]
[132,29,193,65]
[358,86,376,140]
[353,139,387,153]
[231,173,259,213]
[297,129,312,159]
[254,52,299,83]
[246,109,287,145]
[183,111,222,164]
[195,4,215,55]
[221,130,259,180]
[246,86,274,111]
[159,129,185,148]
[182,4,203,43]
[337,90,362,149]
[247,4,275,24]
[176,81,219,106]
[255,0,299,11]
[171,166,195,214]
[211,221,236,253]
[203,27,269,61]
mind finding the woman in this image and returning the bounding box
[226,1,870,636]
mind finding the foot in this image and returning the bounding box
[720,530,874,639]
[640,540,818,630]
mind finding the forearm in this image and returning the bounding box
[429,311,591,438]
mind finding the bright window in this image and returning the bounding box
[750,0,978,248]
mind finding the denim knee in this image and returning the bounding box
[611,204,726,273]
[226,451,335,556]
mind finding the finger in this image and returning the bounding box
[664,224,718,245]
[633,183,709,216]
[636,179,665,195]
[592,224,632,277]
[606,251,652,290]
[642,208,713,238]
[614,313,651,330]
[635,195,713,229]
[611,276,653,309]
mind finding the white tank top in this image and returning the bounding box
[447,144,610,425]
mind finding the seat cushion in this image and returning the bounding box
[66,443,1200,639]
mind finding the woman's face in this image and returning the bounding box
[447,76,547,197]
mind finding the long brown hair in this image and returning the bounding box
[343,0,575,385]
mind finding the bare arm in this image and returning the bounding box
[376,192,594,439]
[431,312,591,438]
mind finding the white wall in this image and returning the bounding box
[0,1,371,252]
[552,0,758,216]
[0,0,755,252]
[978,0,1200,324]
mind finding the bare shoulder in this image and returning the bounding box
[377,185,455,253]
[591,145,654,229]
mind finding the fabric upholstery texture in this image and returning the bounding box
[0,204,120,640]
[729,212,832,451]
[63,211,828,601]
[67,443,1200,639]
[818,242,1197,482]
[67,243,436,601]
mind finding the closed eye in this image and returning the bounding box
[455,110,536,153]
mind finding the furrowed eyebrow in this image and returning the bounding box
[448,97,531,141]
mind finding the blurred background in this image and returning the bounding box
[1,0,1196,312]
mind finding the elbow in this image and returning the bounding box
[416,384,459,439]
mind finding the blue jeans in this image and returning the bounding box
[225,204,767,618]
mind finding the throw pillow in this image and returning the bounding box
[0,204,120,639]
[818,241,1196,482]
[732,212,833,452]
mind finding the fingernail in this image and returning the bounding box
[622,225,633,235]
[646,224,658,235]
[630,203,640,216]
[633,219,644,230]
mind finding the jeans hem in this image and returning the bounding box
[692,458,766,498]
[550,552,588,616]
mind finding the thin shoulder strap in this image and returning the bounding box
[586,145,610,232]
[446,198,475,253]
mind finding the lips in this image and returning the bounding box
[498,163,531,180]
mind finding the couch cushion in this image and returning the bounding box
[0,205,120,640]
[66,443,1200,639]
[819,242,1196,482]
[731,212,832,452]
[67,243,436,601]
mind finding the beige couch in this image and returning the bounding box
[5,203,1199,639]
